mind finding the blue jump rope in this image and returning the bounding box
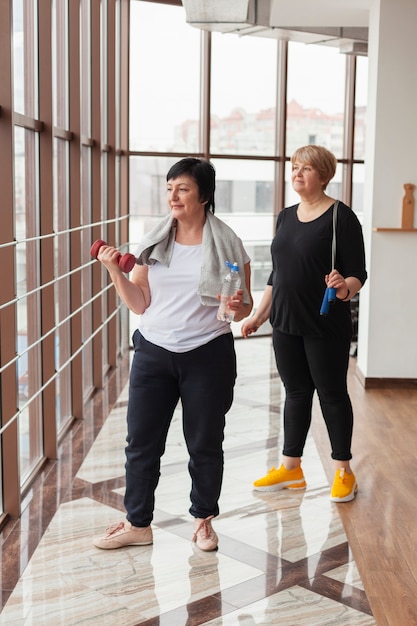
[320,200,339,316]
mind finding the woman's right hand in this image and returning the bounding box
[241,317,260,338]
[241,285,272,337]
[97,245,123,273]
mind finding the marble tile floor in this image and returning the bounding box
[0,337,376,625]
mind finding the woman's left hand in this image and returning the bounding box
[325,270,349,300]
[229,289,251,322]
[227,289,244,313]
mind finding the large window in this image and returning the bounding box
[0,0,127,518]
[53,0,72,433]
[0,0,369,521]
[15,125,43,483]
[129,0,368,312]
[13,1,43,484]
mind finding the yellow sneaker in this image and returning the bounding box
[330,468,358,502]
[253,464,306,492]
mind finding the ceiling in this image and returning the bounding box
[182,0,372,55]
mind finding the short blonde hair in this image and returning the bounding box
[291,145,337,190]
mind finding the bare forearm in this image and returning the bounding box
[241,285,272,338]
[252,285,273,325]
[108,268,149,314]
[339,277,362,301]
[233,262,254,322]
[326,270,363,302]
[233,300,253,323]
[97,247,150,314]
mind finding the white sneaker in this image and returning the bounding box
[192,515,218,551]
[93,521,153,549]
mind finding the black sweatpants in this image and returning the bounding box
[124,330,236,527]
[272,329,353,461]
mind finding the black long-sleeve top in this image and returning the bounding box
[267,201,367,339]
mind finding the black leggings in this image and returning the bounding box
[272,329,353,461]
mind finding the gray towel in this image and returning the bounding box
[135,212,250,306]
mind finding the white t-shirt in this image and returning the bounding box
[139,242,233,353]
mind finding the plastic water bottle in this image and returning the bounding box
[217,261,241,322]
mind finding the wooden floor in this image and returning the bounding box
[312,358,417,626]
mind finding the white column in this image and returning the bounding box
[357,0,417,382]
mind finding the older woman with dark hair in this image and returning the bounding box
[94,157,253,551]
[242,145,367,503]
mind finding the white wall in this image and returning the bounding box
[357,0,417,380]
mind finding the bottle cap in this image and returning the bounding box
[226,261,240,272]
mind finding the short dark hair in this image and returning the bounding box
[166,157,216,213]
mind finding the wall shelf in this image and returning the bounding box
[374,183,417,232]
[374,227,417,232]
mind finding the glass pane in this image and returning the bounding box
[101,0,108,144]
[287,42,345,158]
[53,138,72,433]
[79,0,93,397]
[81,146,93,399]
[352,163,365,223]
[130,155,179,246]
[13,0,38,117]
[52,0,71,431]
[129,2,200,152]
[354,56,368,161]
[14,127,43,483]
[211,159,274,295]
[129,156,176,336]
[52,0,69,128]
[80,0,91,137]
[115,0,122,151]
[101,151,109,373]
[211,33,277,156]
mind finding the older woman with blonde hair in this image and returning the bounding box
[242,145,367,503]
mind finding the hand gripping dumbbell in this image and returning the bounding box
[90,240,136,273]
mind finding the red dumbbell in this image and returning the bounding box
[90,239,136,273]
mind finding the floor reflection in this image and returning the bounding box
[0,338,376,625]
